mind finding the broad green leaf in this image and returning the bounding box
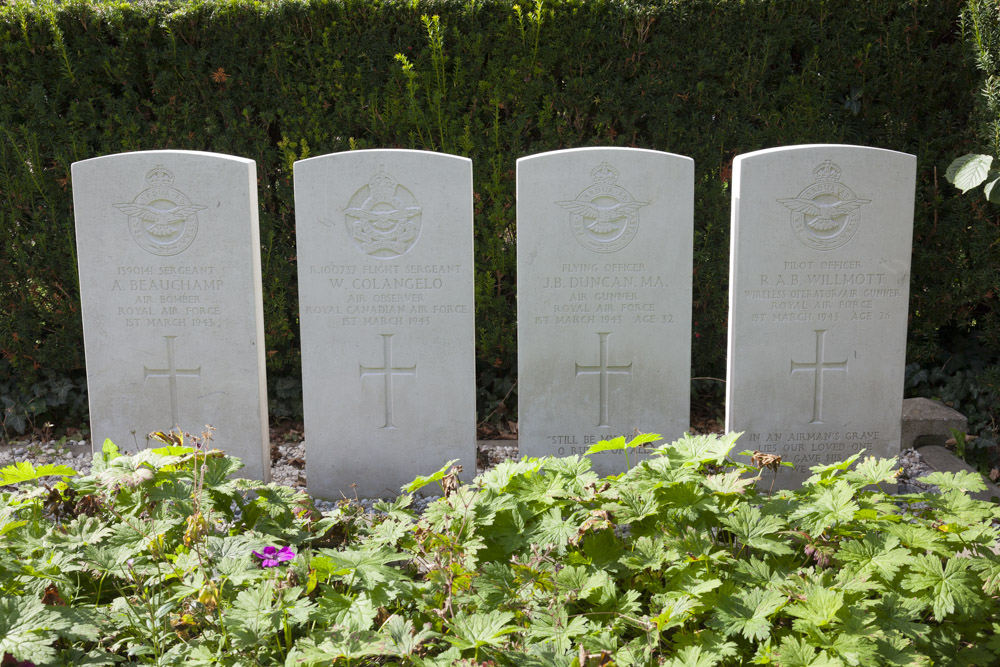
[556,565,608,599]
[835,532,911,581]
[525,606,589,653]
[0,461,77,485]
[702,469,756,495]
[970,553,1000,595]
[902,554,982,621]
[620,535,674,571]
[477,457,543,492]
[916,470,986,493]
[251,483,306,518]
[719,504,793,556]
[292,629,383,664]
[789,480,859,536]
[804,452,864,485]
[666,631,739,666]
[0,596,83,664]
[46,515,113,549]
[785,585,844,628]
[585,432,661,455]
[224,580,282,649]
[930,488,994,526]
[148,445,193,457]
[613,485,660,524]
[845,456,899,487]
[732,556,794,588]
[774,635,841,667]
[708,587,784,641]
[313,547,409,590]
[983,174,1000,203]
[662,645,726,667]
[95,456,155,488]
[650,594,699,632]
[884,521,947,555]
[529,507,581,551]
[102,438,120,457]
[381,614,438,657]
[945,153,993,192]
[0,519,27,537]
[543,455,600,492]
[444,610,517,651]
[871,592,929,638]
[584,436,627,454]
[402,458,459,493]
[663,432,741,467]
[827,610,882,665]
[315,588,377,633]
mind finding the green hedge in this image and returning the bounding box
[0,0,991,428]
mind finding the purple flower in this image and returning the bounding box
[252,545,295,568]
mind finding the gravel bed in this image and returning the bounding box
[0,435,944,512]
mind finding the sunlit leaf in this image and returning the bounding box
[945,153,993,192]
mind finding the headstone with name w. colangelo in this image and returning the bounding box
[72,150,270,480]
[726,144,916,483]
[294,150,476,498]
[517,147,693,476]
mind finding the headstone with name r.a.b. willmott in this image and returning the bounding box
[72,150,270,481]
[726,144,916,485]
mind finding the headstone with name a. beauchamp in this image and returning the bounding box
[72,150,270,481]
[726,144,916,484]
[517,147,693,476]
[294,150,476,498]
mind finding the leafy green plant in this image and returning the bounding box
[1,430,999,665]
[0,362,87,441]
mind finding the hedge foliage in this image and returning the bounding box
[0,0,994,427]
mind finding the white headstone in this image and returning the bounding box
[726,144,916,482]
[72,150,270,480]
[294,150,476,498]
[517,148,693,475]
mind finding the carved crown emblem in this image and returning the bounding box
[145,165,175,187]
[368,166,397,201]
[590,162,619,186]
[812,159,842,183]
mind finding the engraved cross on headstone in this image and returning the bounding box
[576,332,632,428]
[143,335,201,428]
[790,329,848,425]
[360,334,416,429]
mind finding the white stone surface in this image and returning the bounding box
[517,148,693,475]
[72,150,270,480]
[726,144,916,484]
[294,150,476,498]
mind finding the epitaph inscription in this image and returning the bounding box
[114,165,205,256]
